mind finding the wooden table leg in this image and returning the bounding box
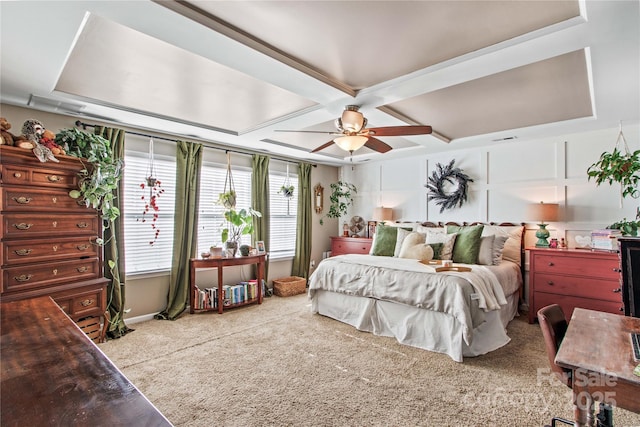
[573,381,595,427]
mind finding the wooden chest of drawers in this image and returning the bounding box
[528,248,623,323]
[0,146,108,342]
[330,236,373,256]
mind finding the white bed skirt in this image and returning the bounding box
[310,290,519,362]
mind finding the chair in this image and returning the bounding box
[537,304,573,427]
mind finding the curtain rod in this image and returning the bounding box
[75,120,316,167]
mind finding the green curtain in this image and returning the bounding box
[292,162,312,279]
[251,154,270,283]
[94,125,133,339]
[155,140,203,320]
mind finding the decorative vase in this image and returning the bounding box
[225,240,238,257]
[239,244,250,256]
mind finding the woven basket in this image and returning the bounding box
[273,276,307,297]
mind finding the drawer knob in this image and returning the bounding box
[14,249,32,256]
[76,222,88,228]
[12,196,32,204]
[77,266,89,273]
[80,299,95,307]
[547,281,554,286]
[13,172,22,178]
[620,307,624,312]
[613,268,622,273]
[14,274,32,282]
[548,262,554,266]
[77,244,90,251]
[47,175,62,182]
[613,288,622,293]
[13,223,33,230]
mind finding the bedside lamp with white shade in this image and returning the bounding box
[528,201,559,247]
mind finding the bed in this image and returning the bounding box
[308,222,524,362]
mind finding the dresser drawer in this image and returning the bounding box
[1,163,79,189]
[533,291,624,319]
[1,258,101,294]
[533,253,619,280]
[331,238,372,256]
[1,186,89,212]
[54,288,106,318]
[533,273,622,302]
[2,237,99,265]
[1,213,100,238]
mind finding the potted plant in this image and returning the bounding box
[587,147,640,199]
[607,216,640,236]
[217,189,237,209]
[279,184,294,199]
[221,208,262,257]
[320,181,357,225]
[55,128,123,223]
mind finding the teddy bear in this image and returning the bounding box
[0,117,15,146]
[21,119,58,162]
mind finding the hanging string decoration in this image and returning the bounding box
[138,137,164,245]
[425,159,474,213]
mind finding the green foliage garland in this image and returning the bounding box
[425,160,473,213]
[320,181,357,225]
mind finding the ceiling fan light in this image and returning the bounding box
[334,135,368,152]
[341,109,365,132]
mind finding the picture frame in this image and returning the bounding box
[313,184,324,214]
[256,240,266,254]
[367,221,377,239]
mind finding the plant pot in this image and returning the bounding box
[239,244,250,256]
[225,241,238,257]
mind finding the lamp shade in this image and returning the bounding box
[373,207,393,222]
[528,201,559,223]
[334,135,368,152]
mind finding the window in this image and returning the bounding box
[269,171,298,258]
[197,163,252,255]
[122,151,176,274]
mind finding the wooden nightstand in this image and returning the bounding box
[527,248,623,323]
[330,236,372,256]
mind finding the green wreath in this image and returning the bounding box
[425,160,474,213]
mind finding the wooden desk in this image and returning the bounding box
[555,308,640,426]
[0,296,172,427]
[189,253,266,314]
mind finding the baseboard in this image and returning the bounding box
[125,312,158,325]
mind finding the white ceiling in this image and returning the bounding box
[1,1,638,166]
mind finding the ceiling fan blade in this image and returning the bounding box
[366,125,432,137]
[365,137,393,153]
[311,140,336,153]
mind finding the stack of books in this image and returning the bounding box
[590,229,622,251]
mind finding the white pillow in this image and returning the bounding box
[492,235,509,265]
[477,235,495,265]
[398,232,434,260]
[394,228,415,257]
[425,231,457,260]
[481,225,523,266]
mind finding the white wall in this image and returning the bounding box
[344,124,640,306]
[1,104,339,320]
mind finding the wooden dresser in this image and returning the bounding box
[528,248,623,323]
[330,236,373,256]
[0,146,108,342]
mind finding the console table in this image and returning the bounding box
[189,253,266,314]
[0,296,172,426]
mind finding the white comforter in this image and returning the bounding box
[308,254,510,346]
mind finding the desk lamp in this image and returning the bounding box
[529,202,559,247]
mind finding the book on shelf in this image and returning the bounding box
[590,229,622,251]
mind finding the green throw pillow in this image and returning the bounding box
[371,224,398,257]
[446,224,484,264]
[428,243,444,260]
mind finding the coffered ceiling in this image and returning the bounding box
[1,1,638,165]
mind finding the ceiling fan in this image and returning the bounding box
[276,105,432,154]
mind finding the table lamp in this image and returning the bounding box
[529,201,559,247]
[373,207,393,224]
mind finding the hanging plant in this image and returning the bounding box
[587,125,640,200]
[425,159,473,213]
[278,164,295,214]
[217,152,237,209]
[136,138,164,245]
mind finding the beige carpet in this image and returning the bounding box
[99,295,640,427]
